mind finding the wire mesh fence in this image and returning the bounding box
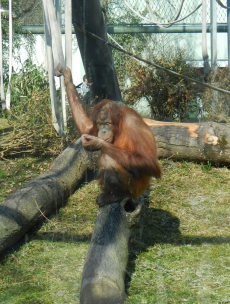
[104,0,228,25]
[20,1,228,26]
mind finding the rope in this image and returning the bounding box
[74,23,230,96]
[124,0,202,28]
[216,0,230,9]
[42,0,65,76]
[42,0,64,136]
[172,0,185,22]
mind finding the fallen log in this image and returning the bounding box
[80,198,143,304]
[1,119,230,255]
[145,119,230,165]
[0,138,98,255]
[1,119,230,254]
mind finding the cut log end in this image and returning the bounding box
[80,277,126,304]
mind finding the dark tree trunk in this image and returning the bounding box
[0,139,98,255]
[80,198,143,304]
[145,119,230,165]
[72,0,122,103]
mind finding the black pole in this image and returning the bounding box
[227,0,230,77]
[71,0,122,104]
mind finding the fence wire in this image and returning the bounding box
[104,0,227,25]
[21,1,228,26]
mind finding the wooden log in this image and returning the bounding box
[1,119,230,255]
[145,119,230,165]
[80,198,143,304]
[0,139,98,255]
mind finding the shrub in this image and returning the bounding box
[122,53,202,121]
[0,62,77,158]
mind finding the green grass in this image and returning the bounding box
[0,119,11,131]
[0,157,230,303]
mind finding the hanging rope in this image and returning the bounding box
[42,0,73,135]
[61,0,72,130]
[124,0,202,28]
[172,0,185,22]
[216,0,230,9]
[42,0,64,135]
[55,0,67,131]
[42,0,65,76]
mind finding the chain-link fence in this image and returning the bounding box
[104,0,227,25]
[21,1,228,26]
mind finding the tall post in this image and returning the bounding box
[227,0,230,77]
[202,0,211,78]
[210,0,217,71]
[5,0,12,109]
[72,0,122,103]
[0,1,6,109]
[65,0,72,70]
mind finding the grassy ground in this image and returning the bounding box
[0,156,230,303]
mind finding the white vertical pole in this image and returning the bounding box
[227,0,230,78]
[62,0,73,130]
[202,0,208,63]
[202,0,211,79]
[65,0,72,70]
[0,1,6,109]
[56,0,67,131]
[42,0,63,135]
[5,0,12,109]
[210,0,217,71]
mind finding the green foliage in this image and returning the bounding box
[122,53,201,121]
[200,68,230,122]
[0,62,76,158]
[109,27,202,121]
[9,60,49,109]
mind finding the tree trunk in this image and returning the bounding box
[145,119,230,165]
[0,139,98,255]
[80,198,143,304]
[72,0,122,103]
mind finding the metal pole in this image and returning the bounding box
[210,0,217,71]
[202,0,211,77]
[5,0,12,109]
[227,0,230,76]
[65,0,72,69]
[21,24,229,35]
[0,2,6,109]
